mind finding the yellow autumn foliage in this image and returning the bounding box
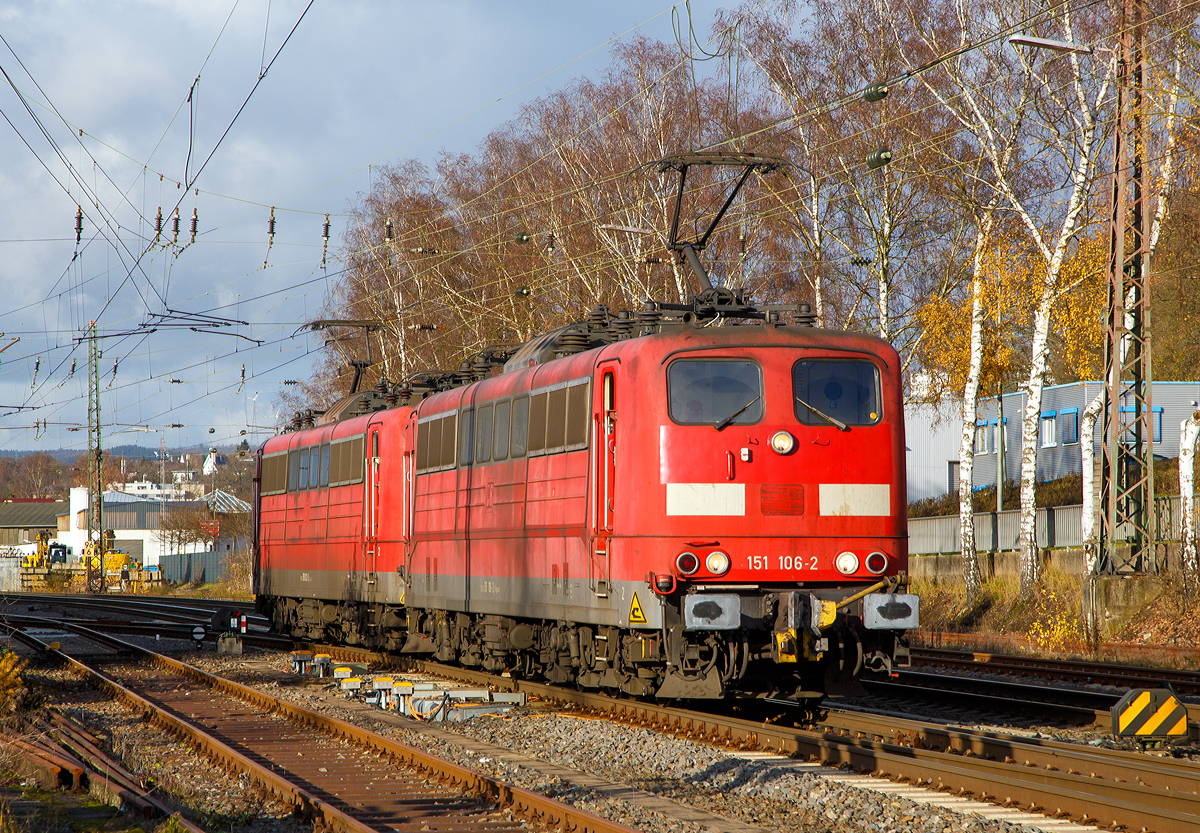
[0,651,26,715]
[915,228,1038,399]
[915,228,1106,398]
[1052,233,1107,381]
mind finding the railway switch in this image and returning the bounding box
[291,651,313,674]
[313,653,332,677]
[1111,688,1190,740]
[371,677,395,709]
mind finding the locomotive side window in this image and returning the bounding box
[668,360,763,426]
[299,447,312,489]
[474,404,493,463]
[440,414,457,468]
[526,378,591,455]
[416,413,458,473]
[288,450,301,491]
[511,396,529,457]
[566,383,589,446]
[527,392,548,454]
[330,442,344,483]
[792,360,881,426]
[546,388,567,449]
[417,418,438,470]
[458,409,474,466]
[328,434,366,485]
[347,436,364,482]
[261,453,288,495]
[319,444,331,487]
[493,400,511,460]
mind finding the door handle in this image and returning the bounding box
[726,450,735,480]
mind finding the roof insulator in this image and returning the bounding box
[862,83,889,103]
[866,148,892,169]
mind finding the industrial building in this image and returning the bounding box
[906,380,1200,502]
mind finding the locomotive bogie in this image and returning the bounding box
[254,322,915,701]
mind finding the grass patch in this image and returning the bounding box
[912,567,1083,647]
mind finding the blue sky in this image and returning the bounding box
[0,0,728,452]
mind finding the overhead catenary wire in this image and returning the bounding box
[0,1,1185,451]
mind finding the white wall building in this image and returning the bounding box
[905,381,1200,502]
[59,486,213,567]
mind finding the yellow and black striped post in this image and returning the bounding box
[1111,688,1189,739]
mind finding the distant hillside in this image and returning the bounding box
[0,444,219,462]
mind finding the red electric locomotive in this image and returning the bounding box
[254,153,918,700]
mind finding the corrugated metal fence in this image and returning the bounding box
[909,495,1198,554]
[160,551,228,585]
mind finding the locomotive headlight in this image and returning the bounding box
[706,551,731,575]
[770,430,796,455]
[835,551,859,575]
[676,551,700,575]
[865,551,888,574]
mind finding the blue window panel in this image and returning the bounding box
[1059,409,1079,444]
[1116,406,1163,443]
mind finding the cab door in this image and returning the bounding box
[591,361,618,597]
[362,421,383,601]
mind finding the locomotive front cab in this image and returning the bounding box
[619,329,917,700]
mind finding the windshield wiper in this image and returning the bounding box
[714,395,760,431]
[795,396,848,431]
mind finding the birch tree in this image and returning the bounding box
[730,0,971,364]
[890,0,1114,597]
[956,216,992,601]
[1180,412,1200,580]
[1079,390,1107,572]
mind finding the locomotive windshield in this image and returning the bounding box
[668,360,763,426]
[793,360,881,426]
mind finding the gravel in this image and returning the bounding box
[181,650,1054,833]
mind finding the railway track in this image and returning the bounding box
[311,644,1200,833]
[9,594,1200,830]
[1,616,635,833]
[862,669,1131,728]
[911,645,1200,696]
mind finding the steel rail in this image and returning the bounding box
[862,671,1121,725]
[0,592,269,627]
[4,617,641,833]
[0,612,291,650]
[312,646,1200,833]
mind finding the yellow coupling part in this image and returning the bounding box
[775,629,798,663]
[815,599,838,631]
[802,631,827,661]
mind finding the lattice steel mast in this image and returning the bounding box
[86,321,105,592]
[1099,0,1154,574]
